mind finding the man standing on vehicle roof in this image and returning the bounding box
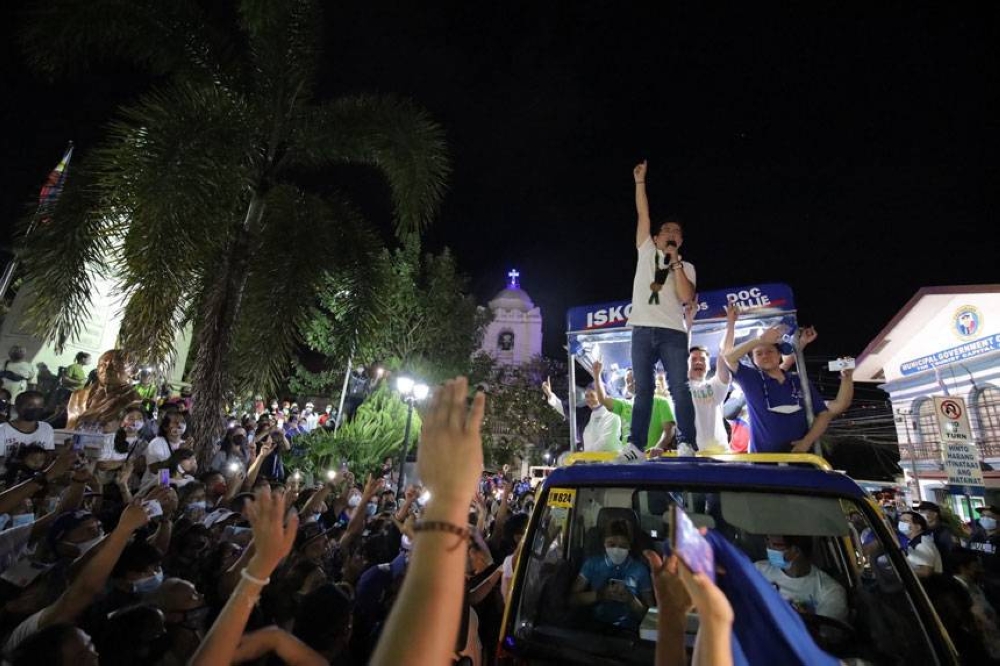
[620,160,697,462]
[722,327,834,453]
[592,359,675,453]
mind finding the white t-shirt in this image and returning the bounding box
[140,436,179,485]
[627,238,696,330]
[754,561,849,622]
[907,534,943,574]
[582,406,622,453]
[0,523,34,575]
[689,374,730,451]
[0,422,55,463]
[1,360,35,399]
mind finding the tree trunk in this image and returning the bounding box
[188,193,266,468]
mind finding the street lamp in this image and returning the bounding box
[396,376,429,497]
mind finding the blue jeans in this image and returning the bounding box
[630,326,696,449]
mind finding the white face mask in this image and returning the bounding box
[897,521,912,536]
[176,423,187,435]
[348,494,362,508]
[980,516,997,531]
[65,533,105,557]
[768,404,803,415]
[605,546,629,566]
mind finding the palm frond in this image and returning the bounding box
[90,81,256,363]
[17,0,235,84]
[288,95,451,235]
[14,156,114,350]
[228,185,381,396]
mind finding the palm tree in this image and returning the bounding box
[15,1,449,461]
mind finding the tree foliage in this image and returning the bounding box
[470,353,570,468]
[293,236,489,395]
[291,383,421,479]
[15,0,449,459]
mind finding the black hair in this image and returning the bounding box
[75,352,91,363]
[10,623,79,666]
[689,346,709,354]
[651,216,683,237]
[293,584,353,653]
[603,519,632,540]
[901,511,929,532]
[111,539,163,578]
[14,390,44,410]
[157,411,185,439]
[782,534,814,558]
[114,406,146,454]
[166,448,196,471]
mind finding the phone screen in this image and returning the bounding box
[670,505,715,582]
[159,469,171,486]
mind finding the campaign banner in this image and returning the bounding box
[566,283,796,333]
[899,333,1000,376]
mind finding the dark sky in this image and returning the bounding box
[2,3,996,363]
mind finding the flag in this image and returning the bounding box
[38,142,73,217]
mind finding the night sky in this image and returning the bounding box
[1,3,996,366]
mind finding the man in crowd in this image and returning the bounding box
[754,534,849,623]
[1,346,36,403]
[621,160,697,462]
[917,500,956,573]
[592,359,676,454]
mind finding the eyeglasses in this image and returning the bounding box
[759,370,803,414]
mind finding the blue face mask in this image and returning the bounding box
[11,513,35,528]
[133,569,164,594]
[897,521,912,536]
[766,547,791,571]
[980,516,997,531]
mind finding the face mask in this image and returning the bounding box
[132,569,164,594]
[605,546,629,565]
[175,423,187,436]
[766,547,792,570]
[897,521,912,535]
[124,419,143,431]
[232,435,247,447]
[366,502,378,517]
[65,533,105,557]
[11,513,35,528]
[186,501,207,512]
[17,408,44,422]
[348,494,361,508]
[980,516,997,531]
[767,404,803,415]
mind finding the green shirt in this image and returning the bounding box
[62,363,87,389]
[611,396,676,449]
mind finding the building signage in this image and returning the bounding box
[899,333,1000,376]
[934,396,973,443]
[942,442,986,497]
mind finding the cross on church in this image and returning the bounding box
[507,269,520,289]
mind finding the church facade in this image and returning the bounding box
[479,269,542,366]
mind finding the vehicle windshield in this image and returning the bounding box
[511,484,941,665]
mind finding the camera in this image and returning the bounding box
[827,358,856,372]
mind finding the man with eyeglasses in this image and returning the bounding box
[722,326,834,453]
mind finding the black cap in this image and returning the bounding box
[975,505,1000,514]
[916,501,941,513]
[295,521,334,550]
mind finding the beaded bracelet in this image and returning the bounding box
[413,520,470,539]
[240,568,271,586]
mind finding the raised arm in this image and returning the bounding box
[780,326,817,371]
[541,376,566,419]
[724,327,783,372]
[339,474,384,550]
[591,360,617,411]
[634,160,650,249]
[826,365,855,416]
[190,486,299,666]
[716,304,739,384]
[370,377,485,666]
[41,501,150,629]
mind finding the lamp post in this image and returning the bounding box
[396,377,429,498]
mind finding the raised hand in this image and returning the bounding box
[44,446,79,482]
[119,499,152,533]
[245,485,299,578]
[798,326,818,348]
[418,377,485,508]
[759,326,784,346]
[591,359,603,378]
[541,376,552,399]
[643,550,692,616]
[724,302,740,325]
[634,160,647,184]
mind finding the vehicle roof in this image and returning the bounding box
[545,459,868,498]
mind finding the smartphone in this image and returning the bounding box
[670,504,715,582]
[142,499,163,519]
[159,469,171,486]
[828,357,856,372]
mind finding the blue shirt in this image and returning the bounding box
[733,363,828,453]
[579,553,652,629]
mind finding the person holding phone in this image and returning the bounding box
[570,519,654,630]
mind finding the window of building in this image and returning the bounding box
[971,385,1000,457]
[916,399,942,459]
